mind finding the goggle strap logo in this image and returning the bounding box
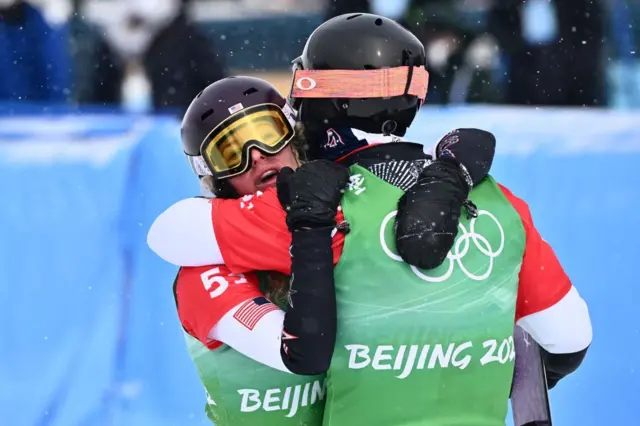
[187,154,213,176]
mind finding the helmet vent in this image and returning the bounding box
[243,87,258,96]
[402,49,413,66]
[200,109,214,121]
[196,90,204,99]
[374,18,383,26]
[346,14,362,20]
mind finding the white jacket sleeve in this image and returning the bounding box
[147,197,224,266]
[517,285,592,354]
[209,301,291,373]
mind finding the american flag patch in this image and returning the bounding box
[233,297,279,330]
[228,102,244,114]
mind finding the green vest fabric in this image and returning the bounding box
[323,166,526,426]
[180,271,326,426]
[185,333,325,426]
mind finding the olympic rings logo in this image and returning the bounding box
[380,209,505,282]
[295,77,317,91]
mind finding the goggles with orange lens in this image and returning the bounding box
[288,64,429,108]
[187,103,297,179]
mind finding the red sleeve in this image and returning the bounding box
[498,184,572,322]
[211,188,344,274]
[176,265,263,349]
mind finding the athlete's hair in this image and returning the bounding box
[263,272,292,307]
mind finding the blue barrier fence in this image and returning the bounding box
[1,104,638,426]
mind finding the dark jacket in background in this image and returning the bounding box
[86,13,226,114]
[324,0,370,20]
[488,0,607,106]
[0,2,72,102]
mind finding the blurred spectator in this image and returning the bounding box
[402,0,502,104]
[488,0,608,107]
[0,0,72,102]
[389,0,608,106]
[82,0,226,114]
[371,0,410,21]
[324,0,370,20]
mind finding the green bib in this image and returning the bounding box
[181,272,326,426]
[185,334,325,426]
[323,166,526,426]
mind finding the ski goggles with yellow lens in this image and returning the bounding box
[187,103,297,179]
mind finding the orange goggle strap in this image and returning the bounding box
[186,102,297,177]
[289,66,429,102]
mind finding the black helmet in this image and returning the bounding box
[181,76,297,197]
[290,13,428,139]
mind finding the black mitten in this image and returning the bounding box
[395,155,476,270]
[276,160,350,231]
[436,128,496,188]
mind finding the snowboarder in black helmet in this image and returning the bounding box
[290,13,428,146]
[287,13,494,267]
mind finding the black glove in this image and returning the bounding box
[395,155,476,270]
[276,160,350,231]
[435,128,496,188]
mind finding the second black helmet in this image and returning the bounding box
[290,13,428,139]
